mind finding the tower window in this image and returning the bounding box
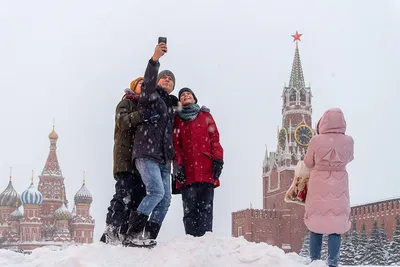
[300,90,306,102]
[289,91,296,102]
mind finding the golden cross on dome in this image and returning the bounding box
[83,170,86,185]
[9,166,12,182]
[30,170,34,185]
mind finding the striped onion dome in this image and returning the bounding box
[74,183,93,204]
[0,181,21,207]
[10,207,24,221]
[54,203,72,220]
[21,182,43,205]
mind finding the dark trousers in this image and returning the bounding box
[106,171,146,234]
[181,182,214,237]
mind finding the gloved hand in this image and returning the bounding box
[212,159,224,179]
[141,109,160,123]
[175,165,186,184]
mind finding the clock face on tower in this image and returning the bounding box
[294,124,314,146]
[278,128,287,149]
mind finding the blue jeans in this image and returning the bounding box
[310,232,341,267]
[135,157,172,225]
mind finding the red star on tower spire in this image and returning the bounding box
[291,31,302,43]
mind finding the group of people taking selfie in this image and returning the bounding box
[100,39,224,248]
[99,37,354,267]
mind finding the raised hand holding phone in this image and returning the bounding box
[152,37,167,62]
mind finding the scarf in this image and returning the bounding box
[178,104,210,121]
[178,104,201,121]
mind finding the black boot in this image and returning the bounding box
[123,211,156,248]
[144,221,162,240]
[100,224,123,245]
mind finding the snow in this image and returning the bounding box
[0,233,397,267]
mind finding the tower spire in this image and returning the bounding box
[9,167,12,182]
[83,171,86,185]
[31,170,34,185]
[42,126,62,177]
[289,31,305,89]
[263,145,269,168]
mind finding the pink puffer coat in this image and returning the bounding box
[303,108,354,234]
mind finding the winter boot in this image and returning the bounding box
[123,211,156,248]
[100,224,124,245]
[144,221,162,240]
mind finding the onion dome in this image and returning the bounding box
[21,173,43,205]
[49,126,59,140]
[54,203,72,220]
[10,207,24,221]
[74,172,92,204]
[0,180,21,207]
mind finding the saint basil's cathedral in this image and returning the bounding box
[0,127,95,252]
[231,32,400,253]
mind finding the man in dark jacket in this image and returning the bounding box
[124,42,177,247]
[100,77,158,245]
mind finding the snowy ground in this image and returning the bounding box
[0,234,397,267]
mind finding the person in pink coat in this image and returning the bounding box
[303,108,354,267]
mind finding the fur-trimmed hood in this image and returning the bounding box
[122,88,139,100]
[200,105,210,113]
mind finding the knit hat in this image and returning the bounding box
[157,70,176,89]
[178,87,198,104]
[129,77,144,92]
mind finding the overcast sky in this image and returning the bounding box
[0,0,399,242]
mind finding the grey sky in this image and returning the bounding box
[0,0,399,242]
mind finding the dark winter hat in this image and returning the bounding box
[178,87,198,104]
[157,70,176,89]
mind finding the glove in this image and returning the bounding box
[175,165,186,184]
[212,159,224,179]
[141,109,160,123]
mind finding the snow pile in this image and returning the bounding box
[0,233,332,267]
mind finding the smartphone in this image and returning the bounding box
[158,37,167,44]
[158,37,167,53]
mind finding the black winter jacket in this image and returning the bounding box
[132,59,176,164]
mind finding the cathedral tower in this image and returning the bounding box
[37,126,68,240]
[70,172,94,243]
[19,173,43,250]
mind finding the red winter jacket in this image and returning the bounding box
[173,110,223,190]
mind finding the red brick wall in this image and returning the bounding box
[351,198,400,240]
[232,207,306,253]
[264,169,294,210]
[283,113,312,128]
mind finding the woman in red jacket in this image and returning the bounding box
[173,87,224,237]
